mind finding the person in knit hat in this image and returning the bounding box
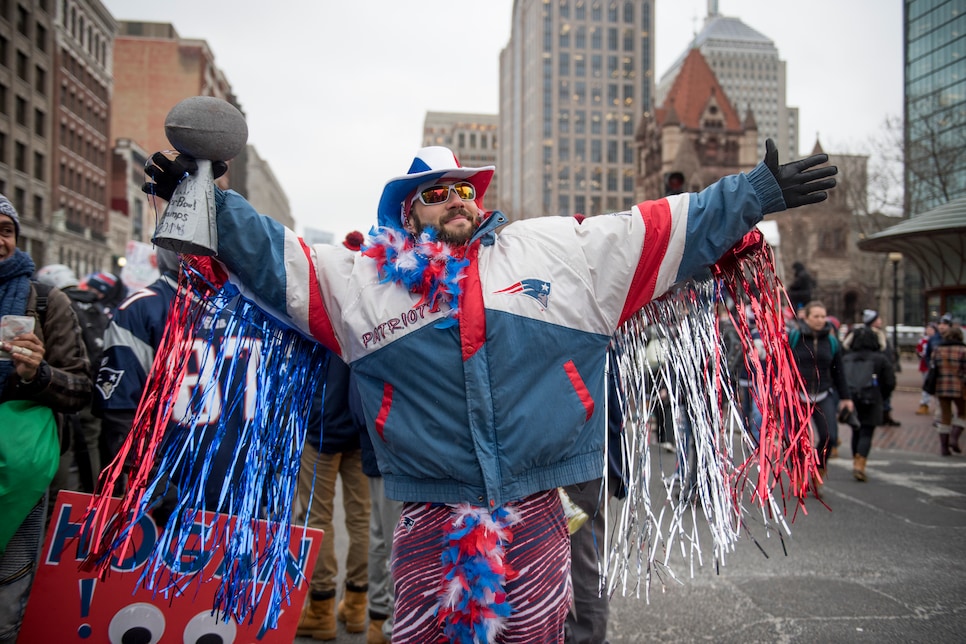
[844,308,899,426]
[0,194,91,639]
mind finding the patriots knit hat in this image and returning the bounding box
[376,146,494,230]
[0,194,20,238]
[862,309,879,325]
[941,313,954,325]
[85,271,119,297]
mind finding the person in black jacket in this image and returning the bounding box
[841,326,896,481]
[789,301,853,496]
[787,262,816,312]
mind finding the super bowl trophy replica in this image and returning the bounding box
[152,96,248,256]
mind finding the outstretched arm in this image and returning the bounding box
[143,152,342,354]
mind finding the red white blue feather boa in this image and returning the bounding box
[362,226,469,326]
[437,504,521,643]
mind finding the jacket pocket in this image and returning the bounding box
[563,360,595,421]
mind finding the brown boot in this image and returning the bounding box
[337,587,368,634]
[916,404,930,415]
[812,467,826,498]
[951,424,963,454]
[852,455,867,481]
[367,618,388,644]
[939,429,952,456]
[297,596,337,640]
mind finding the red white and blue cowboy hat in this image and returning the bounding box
[377,146,494,230]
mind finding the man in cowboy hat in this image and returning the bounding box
[143,139,836,642]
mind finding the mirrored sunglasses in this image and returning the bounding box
[417,182,476,206]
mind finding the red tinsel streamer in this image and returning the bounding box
[710,229,821,512]
[81,257,216,571]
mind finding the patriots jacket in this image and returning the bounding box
[213,162,784,509]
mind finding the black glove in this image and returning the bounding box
[142,152,228,201]
[764,138,837,209]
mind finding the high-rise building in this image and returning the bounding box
[422,111,499,213]
[0,0,116,273]
[903,0,965,216]
[656,3,798,161]
[499,0,655,220]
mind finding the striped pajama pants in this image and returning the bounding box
[391,489,572,643]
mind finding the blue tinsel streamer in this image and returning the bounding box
[92,264,327,631]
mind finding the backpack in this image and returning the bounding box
[66,294,110,373]
[843,356,879,405]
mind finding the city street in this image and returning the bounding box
[297,357,966,643]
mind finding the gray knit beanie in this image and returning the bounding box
[0,194,19,238]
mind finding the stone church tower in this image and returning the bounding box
[635,48,759,201]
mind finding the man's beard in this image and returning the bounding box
[411,208,480,245]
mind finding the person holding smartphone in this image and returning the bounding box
[0,194,91,640]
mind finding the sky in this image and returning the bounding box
[101,0,903,241]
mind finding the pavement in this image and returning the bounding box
[296,357,966,643]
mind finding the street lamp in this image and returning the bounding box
[888,252,902,369]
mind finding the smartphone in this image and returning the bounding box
[0,314,35,360]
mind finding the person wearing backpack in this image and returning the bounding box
[0,196,91,640]
[841,326,896,481]
[789,301,853,496]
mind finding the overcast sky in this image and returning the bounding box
[102,0,902,241]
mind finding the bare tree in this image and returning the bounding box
[904,97,966,216]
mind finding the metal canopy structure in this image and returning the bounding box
[857,197,966,289]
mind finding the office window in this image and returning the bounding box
[560,52,570,75]
[16,4,28,35]
[14,141,25,172]
[15,96,26,126]
[33,151,43,179]
[34,65,45,94]
[33,108,43,136]
[35,23,47,52]
[16,50,27,80]
[33,194,42,221]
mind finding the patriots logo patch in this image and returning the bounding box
[402,515,416,533]
[495,279,551,308]
[95,368,124,400]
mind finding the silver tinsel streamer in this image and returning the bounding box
[603,276,796,600]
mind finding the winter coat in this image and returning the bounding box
[933,340,966,399]
[789,322,850,402]
[2,283,91,414]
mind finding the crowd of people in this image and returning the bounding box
[5,116,964,641]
